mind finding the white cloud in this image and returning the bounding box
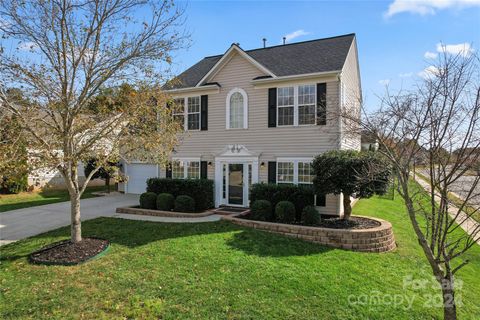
[399,72,413,77]
[18,41,39,51]
[385,0,480,18]
[418,65,440,79]
[436,42,474,57]
[283,30,310,43]
[424,51,438,59]
[379,79,391,86]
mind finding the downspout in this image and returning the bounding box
[337,73,343,150]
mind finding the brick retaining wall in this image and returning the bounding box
[116,206,214,218]
[221,215,396,253]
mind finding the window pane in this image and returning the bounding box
[173,114,184,126]
[278,87,294,107]
[298,162,313,184]
[187,161,200,179]
[277,162,294,183]
[278,106,294,126]
[173,98,185,113]
[229,92,244,129]
[188,113,200,130]
[188,97,200,113]
[298,85,316,105]
[172,161,184,179]
[299,105,316,125]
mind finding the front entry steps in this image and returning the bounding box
[212,206,250,216]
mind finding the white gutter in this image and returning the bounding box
[251,70,341,86]
[164,84,220,94]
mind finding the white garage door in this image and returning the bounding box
[126,164,158,194]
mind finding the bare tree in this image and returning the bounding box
[0,0,187,243]
[349,50,479,319]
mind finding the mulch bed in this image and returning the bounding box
[29,238,109,266]
[317,216,381,229]
[241,214,381,230]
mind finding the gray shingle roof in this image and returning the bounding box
[164,33,355,90]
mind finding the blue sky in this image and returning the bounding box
[171,0,480,110]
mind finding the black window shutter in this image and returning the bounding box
[317,83,327,125]
[315,194,326,207]
[165,163,172,179]
[201,95,208,131]
[268,88,277,127]
[268,161,277,184]
[200,161,208,179]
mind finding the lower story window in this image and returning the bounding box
[172,159,200,179]
[276,159,325,207]
[277,162,294,183]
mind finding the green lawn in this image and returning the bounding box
[1,188,479,319]
[0,186,106,212]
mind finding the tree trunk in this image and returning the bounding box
[343,194,352,220]
[106,176,110,193]
[441,276,457,320]
[70,193,82,243]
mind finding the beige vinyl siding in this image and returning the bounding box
[339,39,361,151]
[173,51,341,158]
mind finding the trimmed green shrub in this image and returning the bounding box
[250,200,273,221]
[156,193,174,211]
[275,201,296,223]
[146,178,213,212]
[302,206,320,225]
[250,183,314,220]
[139,192,157,209]
[0,174,28,194]
[174,195,196,213]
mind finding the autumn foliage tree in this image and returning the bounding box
[0,0,187,243]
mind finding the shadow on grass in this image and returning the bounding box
[225,228,333,257]
[0,217,332,262]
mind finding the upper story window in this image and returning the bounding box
[187,97,200,130]
[172,97,200,131]
[298,85,316,125]
[226,88,248,129]
[277,84,317,126]
[277,87,294,126]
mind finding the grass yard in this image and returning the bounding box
[1,187,479,319]
[0,186,106,213]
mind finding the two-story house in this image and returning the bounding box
[120,33,361,216]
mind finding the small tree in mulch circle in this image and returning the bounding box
[312,150,391,221]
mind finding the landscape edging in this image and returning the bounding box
[222,214,396,253]
[116,206,214,218]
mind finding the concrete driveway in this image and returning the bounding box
[0,193,139,246]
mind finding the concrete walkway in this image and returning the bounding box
[414,175,480,245]
[0,194,221,246]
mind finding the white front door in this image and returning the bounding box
[215,160,258,207]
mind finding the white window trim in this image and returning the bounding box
[173,96,201,131]
[276,157,314,184]
[226,87,248,129]
[277,84,317,127]
[172,157,201,179]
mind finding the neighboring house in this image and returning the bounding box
[120,33,361,216]
[28,162,103,189]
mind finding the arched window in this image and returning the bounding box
[226,88,248,129]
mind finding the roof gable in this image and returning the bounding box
[196,44,275,87]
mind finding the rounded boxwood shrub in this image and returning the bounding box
[174,195,196,213]
[275,201,296,223]
[302,205,320,225]
[156,193,174,211]
[250,200,272,221]
[139,192,157,209]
